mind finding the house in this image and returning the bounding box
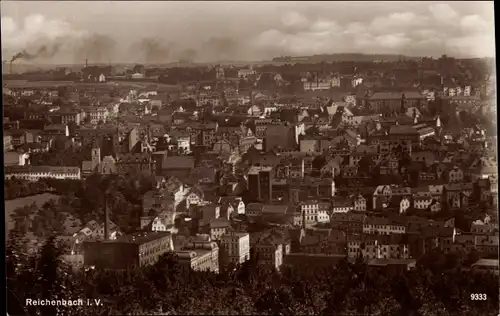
[363,216,406,235]
[353,195,367,212]
[218,197,245,215]
[331,197,354,213]
[238,68,256,79]
[209,218,231,240]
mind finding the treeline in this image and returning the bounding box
[5,178,52,200]
[6,234,499,316]
[29,145,91,167]
[9,174,155,236]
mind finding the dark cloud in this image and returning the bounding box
[73,33,117,63]
[132,38,172,63]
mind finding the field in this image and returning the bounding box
[5,193,60,234]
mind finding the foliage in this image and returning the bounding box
[7,234,499,316]
[5,178,51,200]
[30,145,91,167]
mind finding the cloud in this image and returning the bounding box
[370,12,428,34]
[428,3,459,23]
[1,2,495,63]
[375,33,412,49]
[460,15,492,33]
[281,11,309,31]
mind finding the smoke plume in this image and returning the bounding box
[179,48,198,63]
[201,37,239,61]
[133,38,172,63]
[3,14,116,64]
[11,43,63,62]
[72,33,117,63]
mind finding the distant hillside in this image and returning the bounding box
[272,53,422,63]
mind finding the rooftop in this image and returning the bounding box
[110,231,170,245]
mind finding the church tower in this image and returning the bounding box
[91,143,101,172]
[400,92,407,114]
[435,115,442,137]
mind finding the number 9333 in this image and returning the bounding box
[470,293,487,300]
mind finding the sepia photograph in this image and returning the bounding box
[2,1,498,315]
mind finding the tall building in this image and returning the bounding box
[219,231,250,268]
[247,166,273,202]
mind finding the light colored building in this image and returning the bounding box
[238,68,256,79]
[303,80,333,91]
[85,106,109,124]
[5,166,81,181]
[176,239,219,273]
[353,195,367,212]
[363,217,406,235]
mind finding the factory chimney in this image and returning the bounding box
[85,59,88,68]
[104,195,110,240]
[10,61,13,74]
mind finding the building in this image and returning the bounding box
[264,125,296,152]
[254,235,284,271]
[237,68,256,79]
[83,232,172,270]
[5,166,81,181]
[4,151,29,167]
[360,91,427,112]
[4,135,13,152]
[84,106,109,124]
[471,259,499,275]
[175,239,219,273]
[363,217,406,235]
[115,153,154,176]
[220,231,250,267]
[247,166,273,202]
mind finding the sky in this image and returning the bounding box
[1,1,496,64]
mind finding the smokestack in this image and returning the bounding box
[85,59,88,68]
[10,61,12,74]
[104,196,110,240]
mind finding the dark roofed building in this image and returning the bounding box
[161,156,195,178]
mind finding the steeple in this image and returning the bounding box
[400,92,406,113]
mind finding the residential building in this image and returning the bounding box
[220,231,251,267]
[363,217,407,235]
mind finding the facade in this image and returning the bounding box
[116,153,154,176]
[247,166,273,202]
[83,232,172,270]
[220,231,251,267]
[175,240,219,273]
[363,217,406,235]
[255,238,284,271]
[5,166,81,181]
[85,106,109,124]
[360,91,427,112]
